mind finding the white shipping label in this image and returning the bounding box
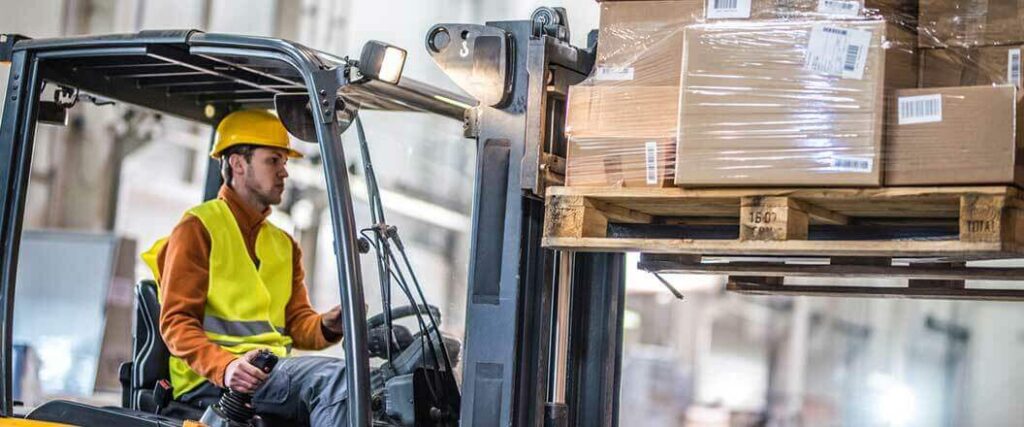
[897,94,943,125]
[1009,49,1021,89]
[830,156,874,173]
[706,0,752,19]
[594,66,634,81]
[817,0,862,16]
[805,25,871,80]
[645,141,659,185]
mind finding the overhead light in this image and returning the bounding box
[359,40,407,85]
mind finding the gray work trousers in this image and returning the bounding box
[180,355,349,426]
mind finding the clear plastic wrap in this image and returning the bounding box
[565,1,699,188]
[564,0,1023,189]
[566,137,677,187]
[918,0,1024,48]
[676,19,916,186]
[921,45,1024,88]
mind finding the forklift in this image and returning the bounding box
[0,6,626,427]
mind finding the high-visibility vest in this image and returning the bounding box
[142,199,294,397]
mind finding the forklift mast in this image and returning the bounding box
[427,8,627,427]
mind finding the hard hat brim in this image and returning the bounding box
[210,143,305,160]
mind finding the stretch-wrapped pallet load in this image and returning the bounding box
[565,0,1024,189]
[566,0,920,188]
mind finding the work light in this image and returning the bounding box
[359,40,407,85]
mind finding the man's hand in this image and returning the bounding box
[321,305,343,335]
[224,349,269,393]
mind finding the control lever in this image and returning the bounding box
[198,349,279,427]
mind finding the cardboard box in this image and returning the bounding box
[566,138,676,187]
[921,45,1024,88]
[885,85,1023,185]
[676,19,916,186]
[918,0,1024,47]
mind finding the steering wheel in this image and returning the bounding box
[366,305,441,359]
[367,304,441,329]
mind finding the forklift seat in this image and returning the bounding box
[120,280,307,426]
[120,279,204,420]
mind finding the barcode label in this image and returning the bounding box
[843,44,860,72]
[805,25,871,79]
[706,0,751,19]
[831,156,873,172]
[594,66,634,81]
[1009,49,1021,88]
[645,141,658,185]
[817,0,861,15]
[898,94,942,125]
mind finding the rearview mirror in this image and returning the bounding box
[275,94,317,142]
[274,93,356,142]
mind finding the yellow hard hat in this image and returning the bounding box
[210,110,303,159]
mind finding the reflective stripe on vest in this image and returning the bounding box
[143,199,294,398]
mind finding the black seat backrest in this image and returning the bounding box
[131,279,170,411]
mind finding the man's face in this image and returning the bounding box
[236,147,289,206]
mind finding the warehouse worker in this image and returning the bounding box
[143,109,349,425]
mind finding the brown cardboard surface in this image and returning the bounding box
[676,19,913,186]
[921,45,1024,88]
[566,137,677,187]
[918,0,1024,47]
[565,85,680,139]
[886,85,1023,185]
[596,0,703,87]
[885,22,921,89]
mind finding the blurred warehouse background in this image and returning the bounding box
[0,1,1022,426]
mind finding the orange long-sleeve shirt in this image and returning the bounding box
[156,185,339,388]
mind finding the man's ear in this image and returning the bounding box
[228,153,246,175]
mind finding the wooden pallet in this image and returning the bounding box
[542,185,1024,260]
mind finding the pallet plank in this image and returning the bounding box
[638,261,1024,280]
[547,186,1008,219]
[726,281,1024,301]
[544,237,1010,258]
[590,199,652,224]
[802,201,850,225]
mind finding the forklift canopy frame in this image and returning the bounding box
[0,29,473,426]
